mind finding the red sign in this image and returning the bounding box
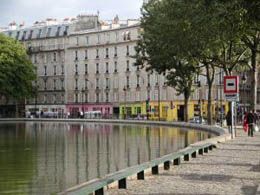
[224,76,239,94]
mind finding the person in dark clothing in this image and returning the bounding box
[226,110,232,134]
[247,109,256,137]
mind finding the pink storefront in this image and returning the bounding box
[66,103,114,118]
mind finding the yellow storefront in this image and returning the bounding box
[119,100,228,121]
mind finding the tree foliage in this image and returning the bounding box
[135,0,200,122]
[0,33,36,102]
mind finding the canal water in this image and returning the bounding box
[0,122,214,194]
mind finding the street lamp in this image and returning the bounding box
[219,70,223,127]
[242,73,247,113]
[197,80,202,124]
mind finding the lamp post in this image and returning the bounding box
[242,73,247,113]
[156,81,160,121]
[219,70,223,127]
[197,81,202,124]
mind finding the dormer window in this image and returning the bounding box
[47,28,51,37]
[16,31,20,40]
[56,26,61,37]
[37,29,42,38]
[28,30,33,39]
[64,26,68,36]
[22,31,27,40]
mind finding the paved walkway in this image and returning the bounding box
[108,128,260,195]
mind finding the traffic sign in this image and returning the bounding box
[225,93,239,102]
[224,76,239,94]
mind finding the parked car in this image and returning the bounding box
[189,117,206,124]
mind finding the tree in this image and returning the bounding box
[238,0,260,110]
[134,0,199,122]
[0,33,36,116]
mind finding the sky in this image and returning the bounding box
[0,0,143,27]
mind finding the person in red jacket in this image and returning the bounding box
[243,112,248,133]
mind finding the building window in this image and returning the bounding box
[96,93,99,102]
[126,76,130,88]
[16,31,20,40]
[126,60,130,71]
[105,48,109,58]
[61,65,64,75]
[75,64,78,75]
[75,79,78,90]
[105,62,109,73]
[114,61,118,72]
[96,49,99,58]
[28,30,33,39]
[34,54,37,64]
[106,78,109,88]
[137,75,140,87]
[22,31,27,40]
[76,37,79,45]
[37,29,42,38]
[64,26,68,36]
[61,94,64,103]
[115,32,119,41]
[44,65,47,75]
[85,50,88,59]
[53,52,57,62]
[147,74,151,87]
[96,78,99,89]
[85,93,88,103]
[61,79,64,90]
[44,80,47,90]
[106,92,109,102]
[53,79,56,90]
[126,45,129,56]
[53,94,57,103]
[85,64,88,74]
[56,26,61,36]
[97,34,100,44]
[96,63,99,74]
[114,46,117,57]
[75,50,78,61]
[123,31,131,41]
[44,94,47,103]
[86,36,89,45]
[75,93,78,103]
[53,65,56,75]
[85,79,88,90]
[47,28,51,37]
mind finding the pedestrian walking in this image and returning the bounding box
[246,109,256,137]
[243,111,248,133]
[226,110,232,134]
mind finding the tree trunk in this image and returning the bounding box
[207,81,213,125]
[251,47,257,111]
[184,96,189,122]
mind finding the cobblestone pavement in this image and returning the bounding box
[108,128,260,195]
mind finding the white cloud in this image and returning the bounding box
[0,0,143,26]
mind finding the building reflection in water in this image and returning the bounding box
[0,122,213,194]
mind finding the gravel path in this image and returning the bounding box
[108,128,260,195]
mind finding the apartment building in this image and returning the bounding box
[2,14,229,121]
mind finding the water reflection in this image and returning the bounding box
[0,122,213,194]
